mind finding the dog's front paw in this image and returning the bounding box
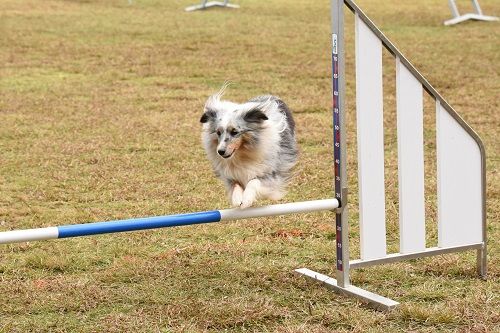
[240,192,256,209]
[231,194,243,208]
[240,198,254,209]
[240,179,260,209]
[231,184,244,207]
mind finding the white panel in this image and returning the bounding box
[396,58,426,253]
[355,15,387,260]
[437,101,482,247]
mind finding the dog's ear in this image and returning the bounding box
[244,108,268,123]
[200,109,217,123]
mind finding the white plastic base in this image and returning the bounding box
[444,13,499,25]
[185,2,239,12]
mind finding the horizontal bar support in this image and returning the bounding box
[295,268,399,311]
[350,243,484,269]
[0,199,338,245]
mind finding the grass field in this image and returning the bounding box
[0,0,499,332]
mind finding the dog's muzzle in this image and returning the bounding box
[218,149,232,159]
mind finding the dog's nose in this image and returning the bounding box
[217,149,226,156]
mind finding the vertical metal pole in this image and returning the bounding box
[477,148,487,279]
[332,0,350,288]
[448,0,460,18]
[471,0,484,15]
[477,246,487,278]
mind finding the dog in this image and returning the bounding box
[200,88,298,208]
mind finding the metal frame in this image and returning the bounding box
[445,0,499,25]
[296,0,487,311]
[185,0,239,12]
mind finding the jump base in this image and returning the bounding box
[185,1,239,12]
[445,13,499,25]
[295,268,399,311]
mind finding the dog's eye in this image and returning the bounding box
[230,129,238,136]
[216,130,222,136]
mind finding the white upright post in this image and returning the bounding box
[471,0,484,15]
[355,13,387,261]
[396,57,426,254]
[448,0,461,18]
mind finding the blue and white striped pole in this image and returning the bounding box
[0,199,338,245]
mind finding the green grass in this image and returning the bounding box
[1,0,499,332]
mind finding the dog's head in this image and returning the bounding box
[200,94,270,159]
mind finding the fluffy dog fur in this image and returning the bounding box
[200,89,298,208]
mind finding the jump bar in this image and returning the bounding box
[0,199,338,245]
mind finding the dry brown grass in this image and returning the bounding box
[0,0,499,332]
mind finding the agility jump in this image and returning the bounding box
[292,0,486,311]
[0,0,487,311]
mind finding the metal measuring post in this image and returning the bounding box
[332,0,350,288]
